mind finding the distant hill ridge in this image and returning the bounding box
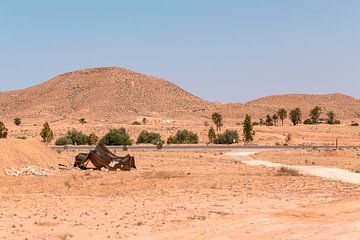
[0,67,359,121]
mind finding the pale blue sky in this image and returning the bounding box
[0,0,359,102]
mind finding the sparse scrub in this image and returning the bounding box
[0,121,8,138]
[214,130,239,144]
[142,118,148,125]
[277,167,300,176]
[351,121,359,126]
[14,117,21,126]
[79,118,86,124]
[100,128,132,146]
[167,129,199,144]
[40,122,53,143]
[132,121,141,125]
[284,133,292,145]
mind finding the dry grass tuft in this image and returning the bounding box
[277,167,301,176]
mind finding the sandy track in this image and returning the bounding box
[228,152,360,184]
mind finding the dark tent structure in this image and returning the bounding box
[74,144,136,171]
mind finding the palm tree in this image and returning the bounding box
[272,114,278,126]
[310,106,322,124]
[211,112,223,131]
[326,111,335,124]
[277,108,287,126]
[289,108,301,125]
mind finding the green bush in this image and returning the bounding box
[167,129,199,144]
[100,128,132,146]
[136,130,163,145]
[214,130,239,144]
[67,129,89,145]
[303,119,313,125]
[55,129,89,145]
[55,136,73,145]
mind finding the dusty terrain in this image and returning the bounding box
[0,143,359,239]
[1,67,360,239]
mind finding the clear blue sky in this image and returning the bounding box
[1,0,359,102]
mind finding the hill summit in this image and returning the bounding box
[0,67,210,121]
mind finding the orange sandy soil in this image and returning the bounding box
[0,150,359,239]
[3,118,360,146]
[254,149,360,172]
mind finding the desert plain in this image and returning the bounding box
[0,67,360,239]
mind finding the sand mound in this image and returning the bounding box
[0,139,65,173]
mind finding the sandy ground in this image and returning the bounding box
[0,149,359,239]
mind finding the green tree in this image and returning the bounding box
[0,121,8,138]
[289,108,301,125]
[310,106,322,124]
[40,122,54,143]
[100,128,132,146]
[243,114,255,143]
[326,111,335,124]
[208,126,216,143]
[14,117,21,126]
[211,112,223,131]
[277,108,287,126]
[272,114,278,126]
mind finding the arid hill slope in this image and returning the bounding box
[246,93,360,120]
[0,67,359,122]
[0,67,210,122]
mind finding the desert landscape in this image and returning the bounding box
[0,67,360,239]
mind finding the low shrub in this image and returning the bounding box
[88,133,99,145]
[351,121,359,126]
[100,128,132,146]
[303,119,313,125]
[136,130,163,145]
[214,130,239,144]
[277,167,300,176]
[55,136,73,146]
[167,129,199,144]
[132,121,142,125]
